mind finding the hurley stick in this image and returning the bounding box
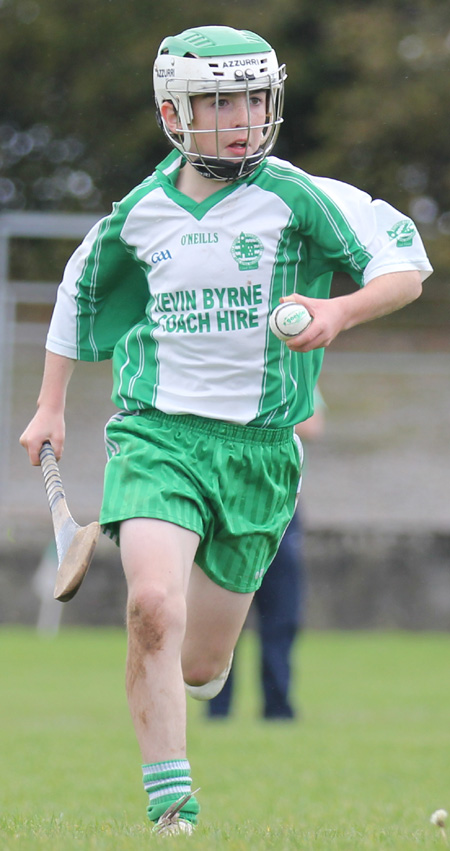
[39,441,100,601]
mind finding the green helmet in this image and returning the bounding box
[153,26,286,180]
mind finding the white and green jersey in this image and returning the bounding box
[47,150,432,428]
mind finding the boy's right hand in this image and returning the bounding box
[19,409,65,466]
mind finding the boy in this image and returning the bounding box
[21,26,432,836]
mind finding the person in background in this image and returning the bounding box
[208,401,325,720]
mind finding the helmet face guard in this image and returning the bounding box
[153,26,287,181]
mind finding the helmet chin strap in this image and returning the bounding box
[188,148,266,182]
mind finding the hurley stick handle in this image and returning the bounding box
[39,441,66,512]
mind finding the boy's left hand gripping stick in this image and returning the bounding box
[39,441,100,601]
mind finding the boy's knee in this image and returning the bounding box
[183,664,212,688]
[127,585,185,654]
[182,656,226,687]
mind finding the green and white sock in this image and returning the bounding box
[142,759,200,825]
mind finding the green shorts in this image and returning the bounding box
[101,408,302,593]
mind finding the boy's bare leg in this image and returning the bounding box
[182,562,254,686]
[121,519,254,759]
[120,517,199,764]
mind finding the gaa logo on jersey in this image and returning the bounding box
[151,249,172,264]
[230,232,264,271]
[387,219,416,247]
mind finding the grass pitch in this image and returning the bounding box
[0,627,449,849]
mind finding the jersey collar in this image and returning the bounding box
[155,150,265,220]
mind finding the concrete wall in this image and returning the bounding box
[1,528,449,631]
[304,529,450,630]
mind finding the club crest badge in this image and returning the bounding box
[387,220,416,247]
[230,232,264,271]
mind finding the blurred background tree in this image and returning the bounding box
[1,0,448,325]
